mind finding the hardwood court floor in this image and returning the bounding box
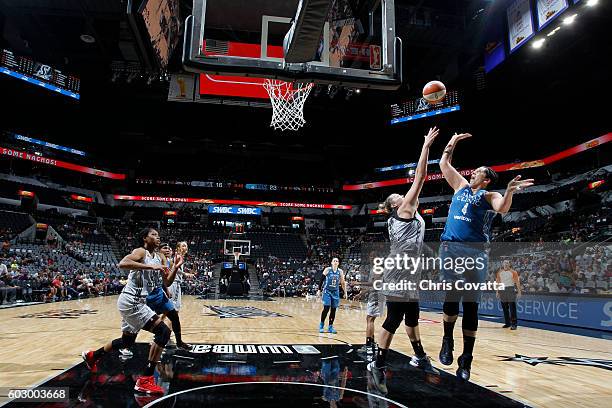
[0,295,610,407]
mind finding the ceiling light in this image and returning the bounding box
[80,34,96,44]
[562,14,577,25]
[586,0,598,6]
[547,27,561,36]
[532,39,546,49]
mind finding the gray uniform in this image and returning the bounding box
[362,264,385,317]
[117,250,163,334]
[379,210,425,301]
[169,264,183,311]
[366,290,385,317]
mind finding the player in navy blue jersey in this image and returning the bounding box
[317,258,347,334]
[438,132,533,381]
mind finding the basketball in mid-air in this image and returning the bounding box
[423,80,446,104]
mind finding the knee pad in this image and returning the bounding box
[404,303,420,327]
[152,322,171,347]
[443,301,460,317]
[461,302,479,332]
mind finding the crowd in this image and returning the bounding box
[256,230,364,299]
[0,253,126,304]
[495,244,611,295]
[1,206,610,306]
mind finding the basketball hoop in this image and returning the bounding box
[263,79,314,131]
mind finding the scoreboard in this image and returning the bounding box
[390,90,461,125]
[0,49,80,99]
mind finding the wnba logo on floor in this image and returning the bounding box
[190,344,320,354]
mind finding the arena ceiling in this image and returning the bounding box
[0,0,610,182]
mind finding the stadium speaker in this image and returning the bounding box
[20,195,38,213]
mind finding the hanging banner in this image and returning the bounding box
[508,0,535,52]
[536,0,569,29]
[168,74,197,102]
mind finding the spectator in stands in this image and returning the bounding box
[39,272,56,302]
[52,274,67,300]
[0,268,18,304]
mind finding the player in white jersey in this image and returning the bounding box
[367,127,440,392]
[81,227,183,395]
[355,248,386,360]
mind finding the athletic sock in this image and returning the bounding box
[443,320,456,338]
[411,340,426,358]
[463,335,476,356]
[144,360,156,376]
[376,348,388,368]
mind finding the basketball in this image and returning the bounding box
[422,80,446,104]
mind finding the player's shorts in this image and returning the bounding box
[146,287,175,314]
[117,292,157,334]
[168,281,182,311]
[439,241,488,302]
[322,291,340,308]
[366,291,385,317]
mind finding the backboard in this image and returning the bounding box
[183,0,402,90]
[223,239,252,256]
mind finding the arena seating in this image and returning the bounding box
[0,209,33,240]
[244,231,307,260]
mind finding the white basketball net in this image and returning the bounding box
[263,79,314,131]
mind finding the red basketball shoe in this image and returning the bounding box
[134,376,164,394]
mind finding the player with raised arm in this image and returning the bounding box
[366,127,440,393]
[317,257,347,334]
[437,133,533,381]
[81,227,183,395]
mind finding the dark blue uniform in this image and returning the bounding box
[441,186,495,242]
[146,258,175,314]
[440,186,494,298]
[322,268,341,308]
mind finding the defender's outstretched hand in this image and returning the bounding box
[423,126,440,148]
